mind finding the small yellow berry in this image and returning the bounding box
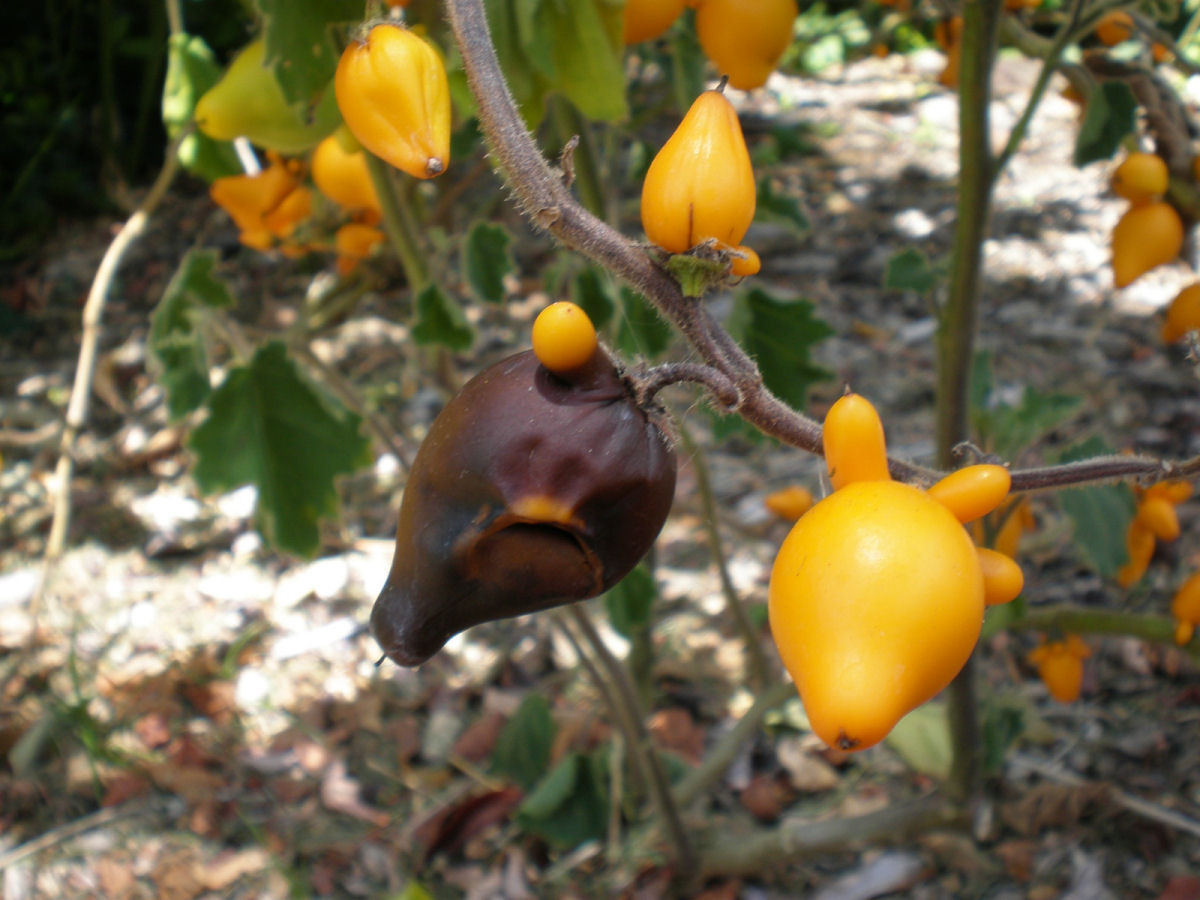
[532,301,598,375]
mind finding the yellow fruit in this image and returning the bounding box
[1162,283,1200,342]
[769,480,985,750]
[1136,495,1181,542]
[1116,520,1155,588]
[1111,201,1183,288]
[976,547,1025,606]
[926,464,1012,524]
[531,302,599,375]
[623,0,687,44]
[1029,636,1089,702]
[763,485,814,521]
[1095,11,1133,46]
[195,39,340,154]
[1111,152,1169,205]
[1172,572,1200,645]
[695,0,799,91]
[335,23,451,180]
[821,392,890,490]
[640,89,756,255]
[729,245,761,277]
[935,16,963,89]
[311,129,381,216]
[335,222,385,275]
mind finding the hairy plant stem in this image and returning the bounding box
[939,0,1001,806]
[444,0,1199,495]
[563,606,696,876]
[677,424,775,690]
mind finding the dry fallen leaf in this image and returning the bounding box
[452,710,508,763]
[197,847,271,891]
[320,757,391,827]
[412,786,524,861]
[648,708,706,764]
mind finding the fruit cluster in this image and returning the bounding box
[196,21,451,274]
[767,393,1023,750]
[1108,152,1183,289]
[1116,480,1191,588]
[622,0,799,91]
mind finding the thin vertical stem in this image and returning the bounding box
[938,0,1002,804]
[364,154,431,291]
[678,424,774,689]
[564,606,696,876]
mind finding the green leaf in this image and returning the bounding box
[616,287,672,359]
[491,694,556,792]
[463,222,514,304]
[1056,437,1137,577]
[149,250,235,420]
[884,247,937,293]
[980,694,1026,776]
[252,0,360,109]
[484,0,626,126]
[1073,81,1136,167]
[603,564,656,637]
[516,751,608,849]
[978,387,1083,460]
[727,289,833,410]
[884,702,953,781]
[411,284,475,351]
[188,341,372,557]
[162,34,241,181]
[755,177,809,236]
[571,266,616,329]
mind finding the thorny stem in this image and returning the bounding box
[677,424,775,690]
[563,606,697,876]
[442,0,1199,495]
[635,361,739,409]
[940,0,1001,806]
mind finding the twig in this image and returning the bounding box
[288,341,413,471]
[1009,753,1200,838]
[1005,603,1200,662]
[672,681,796,808]
[696,794,964,878]
[0,797,183,871]
[562,605,697,876]
[40,130,186,573]
[677,424,775,689]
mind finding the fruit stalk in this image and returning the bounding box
[364,153,430,290]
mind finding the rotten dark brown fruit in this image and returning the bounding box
[371,348,677,666]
